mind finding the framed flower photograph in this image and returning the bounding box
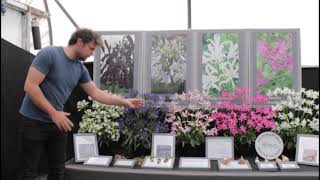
[206,137,234,160]
[295,134,319,166]
[73,133,99,162]
[152,133,176,158]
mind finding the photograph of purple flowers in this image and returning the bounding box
[255,32,294,94]
[99,34,135,94]
[151,34,187,94]
[202,33,240,96]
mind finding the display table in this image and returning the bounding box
[64,158,319,180]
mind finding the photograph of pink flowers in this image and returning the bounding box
[99,34,135,94]
[202,33,240,96]
[255,32,294,94]
[151,34,187,94]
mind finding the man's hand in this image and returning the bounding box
[50,111,74,132]
[125,98,144,108]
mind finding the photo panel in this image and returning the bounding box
[145,31,191,95]
[250,29,301,101]
[94,31,142,94]
[200,31,245,97]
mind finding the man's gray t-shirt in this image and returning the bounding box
[19,46,91,123]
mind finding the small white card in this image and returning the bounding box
[179,157,210,169]
[113,159,136,168]
[83,156,112,166]
[218,160,252,171]
[142,156,174,169]
[256,162,278,171]
[277,161,300,171]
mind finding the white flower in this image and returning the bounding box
[288,112,294,119]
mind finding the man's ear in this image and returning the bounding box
[76,38,83,45]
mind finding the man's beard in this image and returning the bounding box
[75,51,87,61]
[78,56,87,61]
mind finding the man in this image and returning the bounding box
[19,28,144,180]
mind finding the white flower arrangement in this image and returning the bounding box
[267,87,319,150]
[77,100,123,146]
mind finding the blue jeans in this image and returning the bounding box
[19,115,67,180]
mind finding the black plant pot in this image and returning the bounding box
[234,143,256,158]
[176,143,205,157]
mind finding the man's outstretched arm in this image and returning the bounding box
[80,81,144,108]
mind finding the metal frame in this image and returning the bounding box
[295,134,319,166]
[73,133,99,162]
[152,133,176,158]
[205,136,234,160]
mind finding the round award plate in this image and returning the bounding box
[255,131,284,160]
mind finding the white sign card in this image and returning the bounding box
[141,156,174,169]
[206,137,234,160]
[256,162,278,172]
[83,156,112,166]
[152,133,175,157]
[113,159,136,168]
[295,134,319,166]
[277,162,300,171]
[255,132,284,160]
[179,157,211,169]
[218,160,252,171]
[73,133,99,162]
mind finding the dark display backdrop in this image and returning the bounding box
[302,67,319,91]
[1,39,34,180]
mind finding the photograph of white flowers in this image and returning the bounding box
[202,33,240,96]
[151,34,187,94]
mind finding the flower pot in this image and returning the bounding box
[176,143,205,157]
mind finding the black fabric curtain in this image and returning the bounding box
[1,39,34,180]
[302,67,319,91]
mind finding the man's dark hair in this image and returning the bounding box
[68,28,102,46]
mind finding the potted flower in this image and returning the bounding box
[77,99,123,154]
[210,87,277,157]
[165,90,213,156]
[267,87,319,155]
[118,90,170,157]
